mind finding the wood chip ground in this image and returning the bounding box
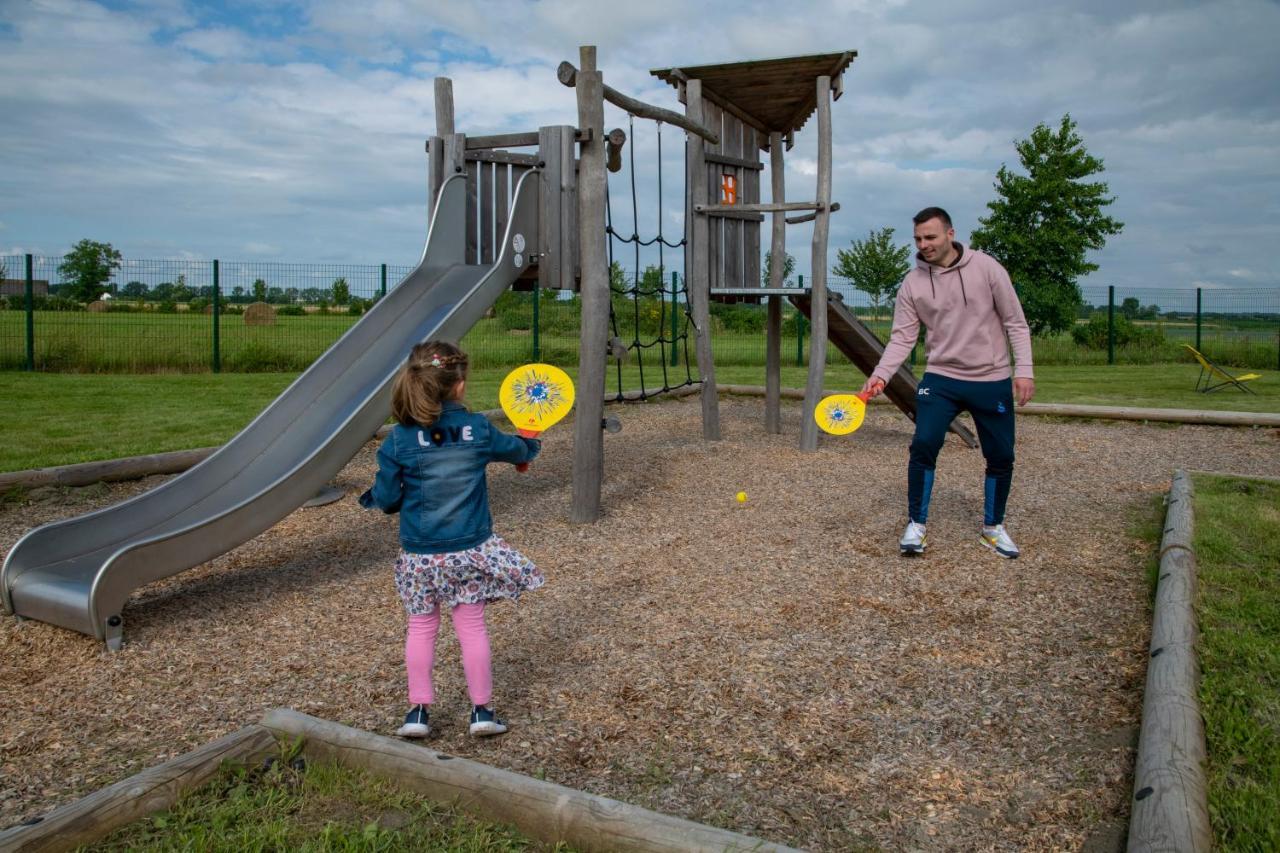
[3,396,1278,851]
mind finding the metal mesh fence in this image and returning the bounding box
[2,254,1277,373]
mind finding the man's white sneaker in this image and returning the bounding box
[980,524,1020,559]
[899,521,927,555]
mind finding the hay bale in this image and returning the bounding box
[87,300,108,313]
[243,302,276,325]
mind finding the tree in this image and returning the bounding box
[58,239,122,303]
[121,281,148,299]
[763,250,796,288]
[969,114,1124,337]
[252,278,268,302]
[331,277,350,305]
[1120,296,1140,319]
[832,228,911,321]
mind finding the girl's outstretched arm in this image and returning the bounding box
[488,422,541,465]
[359,433,405,513]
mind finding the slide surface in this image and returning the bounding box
[789,291,979,448]
[2,172,540,648]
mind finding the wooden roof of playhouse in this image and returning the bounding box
[650,51,856,144]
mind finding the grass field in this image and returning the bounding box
[1191,474,1280,851]
[1,363,1276,473]
[3,307,1278,372]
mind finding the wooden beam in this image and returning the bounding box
[1127,470,1212,853]
[0,726,276,853]
[570,46,608,523]
[785,202,841,224]
[464,150,540,167]
[799,75,833,451]
[558,61,719,144]
[605,127,626,174]
[704,151,764,171]
[465,129,591,150]
[696,201,830,214]
[262,709,802,853]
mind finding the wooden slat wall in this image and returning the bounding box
[538,126,579,291]
[465,162,479,264]
[479,162,495,264]
[722,110,743,295]
[704,102,723,295]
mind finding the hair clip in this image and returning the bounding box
[429,355,444,368]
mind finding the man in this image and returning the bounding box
[860,207,1034,558]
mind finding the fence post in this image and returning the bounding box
[1195,287,1202,351]
[380,263,387,298]
[1107,284,1115,365]
[212,259,221,373]
[532,282,541,362]
[796,274,805,366]
[670,271,679,367]
[24,254,35,371]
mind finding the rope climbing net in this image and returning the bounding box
[604,114,697,401]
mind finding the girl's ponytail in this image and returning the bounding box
[391,341,469,427]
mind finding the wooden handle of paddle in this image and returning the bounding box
[515,428,540,472]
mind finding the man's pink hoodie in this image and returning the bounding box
[871,243,1034,384]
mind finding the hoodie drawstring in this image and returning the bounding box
[928,265,968,305]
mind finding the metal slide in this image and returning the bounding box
[2,171,540,649]
[789,291,979,448]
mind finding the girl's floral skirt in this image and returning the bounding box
[394,534,544,616]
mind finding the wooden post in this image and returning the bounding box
[1128,470,1212,852]
[799,76,832,451]
[686,78,721,440]
[428,78,456,222]
[765,131,785,434]
[571,46,608,523]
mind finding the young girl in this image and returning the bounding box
[360,341,544,738]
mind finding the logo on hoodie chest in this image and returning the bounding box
[418,425,474,447]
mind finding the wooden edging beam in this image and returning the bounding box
[1127,470,1212,852]
[262,709,800,853]
[0,725,276,853]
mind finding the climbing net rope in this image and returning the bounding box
[604,114,696,401]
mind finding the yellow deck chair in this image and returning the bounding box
[1183,344,1261,394]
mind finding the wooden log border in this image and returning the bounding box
[262,708,801,853]
[0,725,277,853]
[1127,470,1212,852]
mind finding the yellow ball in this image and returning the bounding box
[735,491,747,503]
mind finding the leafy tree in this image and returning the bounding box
[121,281,148,299]
[763,250,796,287]
[252,278,268,302]
[171,273,191,303]
[970,114,1124,337]
[331,277,350,305]
[266,286,286,304]
[832,228,911,321]
[609,261,628,292]
[231,285,247,303]
[58,239,122,303]
[301,287,324,304]
[284,287,300,304]
[1120,296,1140,319]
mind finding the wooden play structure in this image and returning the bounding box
[427,45,975,524]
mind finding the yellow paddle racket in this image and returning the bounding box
[814,391,869,436]
[499,363,575,471]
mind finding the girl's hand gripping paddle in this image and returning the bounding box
[814,391,869,436]
[499,363,575,472]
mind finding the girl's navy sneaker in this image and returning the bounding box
[468,705,508,736]
[396,704,430,738]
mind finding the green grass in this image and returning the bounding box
[82,743,569,852]
[1190,474,1280,851]
[2,363,1277,473]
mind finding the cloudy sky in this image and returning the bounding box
[2,0,1279,298]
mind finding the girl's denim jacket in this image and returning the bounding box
[359,402,540,553]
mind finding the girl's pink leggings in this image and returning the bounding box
[405,602,491,706]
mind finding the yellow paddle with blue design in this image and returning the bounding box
[814,391,869,436]
[499,363,575,471]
